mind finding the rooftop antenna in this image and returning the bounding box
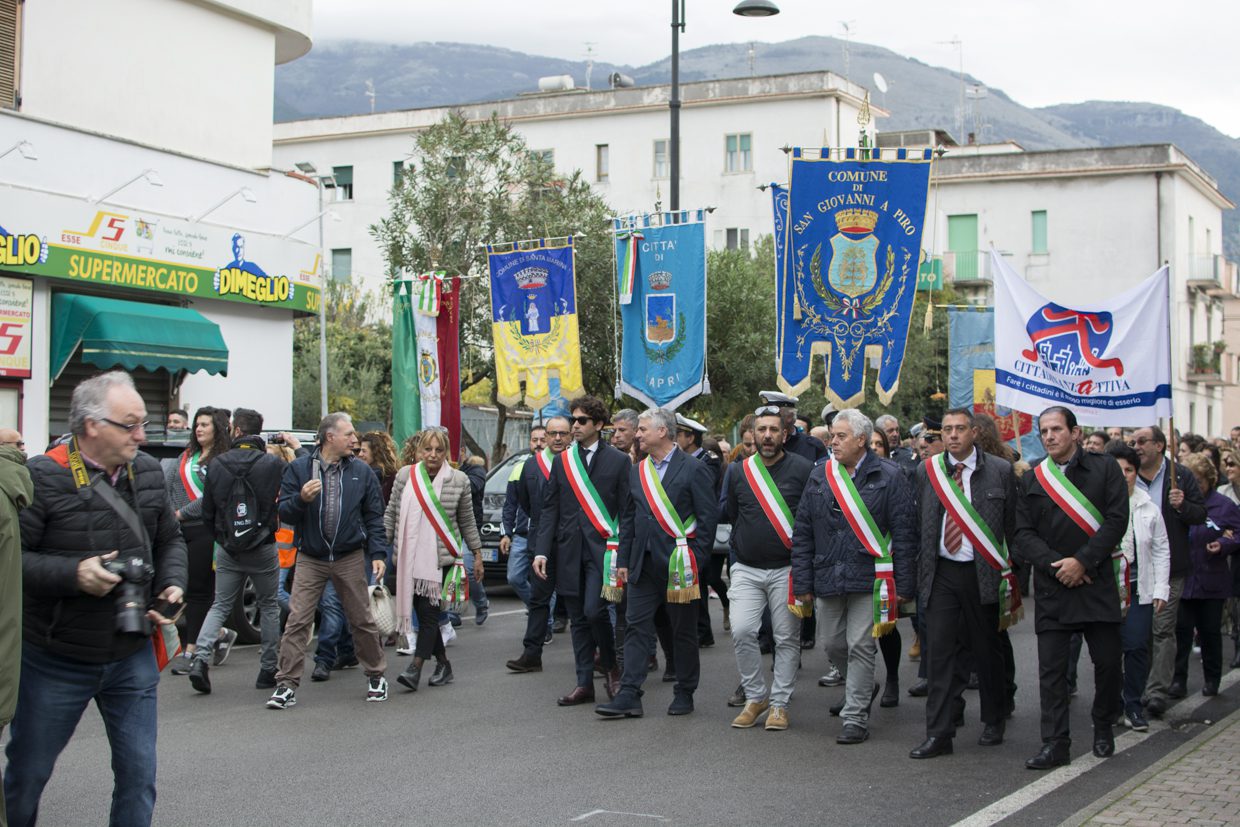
[937,36,965,143]
[747,41,756,76]
[584,42,597,90]
[840,20,857,81]
[365,79,376,114]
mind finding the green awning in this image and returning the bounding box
[51,293,229,381]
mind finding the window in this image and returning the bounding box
[725,133,752,173]
[0,0,20,110]
[1031,210,1048,254]
[653,139,668,178]
[595,144,609,183]
[330,165,353,201]
[330,248,352,282]
[530,148,554,167]
[725,228,750,250]
[393,160,404,186]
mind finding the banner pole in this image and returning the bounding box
[1165,266,1179,491]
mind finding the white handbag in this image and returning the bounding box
[368,585,399,637]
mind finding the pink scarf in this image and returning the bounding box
[395,463,450,637]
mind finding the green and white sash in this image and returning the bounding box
[416,271,444,316]
[1033,459,1128,613]
[925,454,1023,629]
[741,454,794,549]
[823,458,897,637]
[409,462,465,559]
[638,456,700,603]
[564,444,623,602]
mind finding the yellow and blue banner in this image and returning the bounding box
[775,147,933,408]
[487,237,583,409]
[613,211,708,410]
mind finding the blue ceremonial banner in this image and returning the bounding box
[613,212,707,409]
[777,147,933,408]
[947,307,1043,461]
[487,238,583,409]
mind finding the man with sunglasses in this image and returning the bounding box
[0,428,25,459]
[5,371,186,826]
[532,398,631,704]
[1127,426,1206,718]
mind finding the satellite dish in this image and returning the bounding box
[873,72,888,94]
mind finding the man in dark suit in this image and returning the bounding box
[909,408,1019,759]
[675,413,727,648]
[533,397,631,705]
[596,407,720,718]
[1015,406,1128,769]
[504,417,572,673]
[1128,425,1206,717]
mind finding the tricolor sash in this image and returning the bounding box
[616,229,643,305]
[564,444,623,602]
[1034,459,1128,611]
[441,560,469,609]
[409,462,465,559]
[638,456,700,603]
[925,454,1023,629]
[534,448,553,480]
[823,458,897,636]
[416,271,444,316]
[742,454,793,549]
[179,451,204,501]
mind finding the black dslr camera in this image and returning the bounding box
[102,556,155,636]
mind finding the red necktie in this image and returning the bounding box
[944,461,966,554]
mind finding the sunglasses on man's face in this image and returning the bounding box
[571,416,595,426]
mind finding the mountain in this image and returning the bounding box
[274,36,1239,256]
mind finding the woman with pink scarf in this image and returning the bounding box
[383,428,484,691]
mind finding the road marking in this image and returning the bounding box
[571,809,669,822]
[954,668,1240,827]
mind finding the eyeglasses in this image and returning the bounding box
[545,430,571,438]
[100,418,148,433]
[1127,437,1152,447]
[571,416,595,425]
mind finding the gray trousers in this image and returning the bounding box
[193,543,281,672]
[729,563,799,708]
[1145,574,1185,703]
[819,592,878,727]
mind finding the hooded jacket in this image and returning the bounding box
[1,445,33,726]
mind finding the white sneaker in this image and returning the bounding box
[366,676,388,702]
[440,623,457,647]
[266,686,296,710]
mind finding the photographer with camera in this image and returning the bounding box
[4,371,187,827]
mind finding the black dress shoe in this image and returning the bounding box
[505,654,543,673]
[557,686,596,706]
[668,693,694,716]
[596,692,644,718]
[837,723,869,745]
[311,661,331,682]
[1168,680,1187,699]
[1145,696,1167,718]
[978,723,1005,746]
[907,678,928,697]
[800,638,815,651]
[188,659,211,694]
[1025,742,1070,770]
[1093,727,1115,758]
[396,662,422,691]
[428,660,454,687]
[1203,682,1219,697]
[880,681,899,708]
[727,683,747,708]
[909,736,953,759]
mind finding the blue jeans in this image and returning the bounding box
[506,534,533,606]
[4,643,159,827]
[315,580,355,667]
[277,566,292,614]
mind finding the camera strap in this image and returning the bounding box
[68,436,152,557]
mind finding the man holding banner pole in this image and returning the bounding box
[1015,406,1128,769]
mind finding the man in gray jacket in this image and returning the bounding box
[909,408,1019,759]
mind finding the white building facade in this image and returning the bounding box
[0,0,322,450]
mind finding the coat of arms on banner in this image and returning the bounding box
[775,148,933,409]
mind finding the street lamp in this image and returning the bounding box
[294,160,335,417]
[668,1,779,212]
[0,140,37,161]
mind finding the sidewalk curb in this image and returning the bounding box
[1060,704,1240,827]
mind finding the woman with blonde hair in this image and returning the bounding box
[384,428,483,691]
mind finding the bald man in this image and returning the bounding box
[0,429,25,458]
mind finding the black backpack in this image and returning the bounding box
[217,452,270,552]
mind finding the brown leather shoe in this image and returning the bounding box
[731,699,770,728]
[605,667,621,701]
[557,686,596,706]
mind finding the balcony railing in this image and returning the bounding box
[1186,254,1226,295]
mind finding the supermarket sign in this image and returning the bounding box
[0,188,322,314]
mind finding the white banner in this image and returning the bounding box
[993,250,1171,427]
[414,309,441,429]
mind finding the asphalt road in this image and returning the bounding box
[10,594,1239,827]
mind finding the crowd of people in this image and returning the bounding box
[3,369,1240,825]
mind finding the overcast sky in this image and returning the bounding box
[311,0,1240,138]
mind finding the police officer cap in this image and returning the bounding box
[922,416,942,436]
[675,413,708,434]
[758,390,798,408]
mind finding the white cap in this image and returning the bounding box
[674,413,708,434]
[758,390,798,408]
